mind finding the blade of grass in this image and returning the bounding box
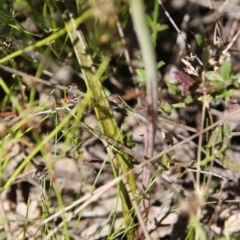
[129,0,158,238]
[62,3,138,239]
[0,78,89,190]
[0,10,92,64]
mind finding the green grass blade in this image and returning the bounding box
[63,6,138,239]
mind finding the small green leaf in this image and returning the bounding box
[211,81,225,90]
[146,14,152,25]
[137,56,143,62]
[232,77,240,87]
[233,73,240,80]
[166,82,180,95]
[172,102,186,108]
[146,14,168,33]
[157,168,164,174]
[127,133,133,141]
[205,71,224,82]
[195,34,208,48]
[136,68,146,80]
[157,60,165,69]
[220,59,232,80]
[213,88,233,101]
[139,80,146,87]
[155,24,168,32]
[124,133,136,148]
[10,83,21,91]
[159,104,172,115]
[183,95,193,104]
[162,155,170,169]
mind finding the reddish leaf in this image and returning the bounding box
[173,71,195,90]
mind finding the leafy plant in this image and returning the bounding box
[1,1,240,240]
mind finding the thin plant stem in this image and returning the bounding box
[129,0,158,238]
[62,2,138,238]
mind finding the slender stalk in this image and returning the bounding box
[62,3,138,239]
[129,0,158,238]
